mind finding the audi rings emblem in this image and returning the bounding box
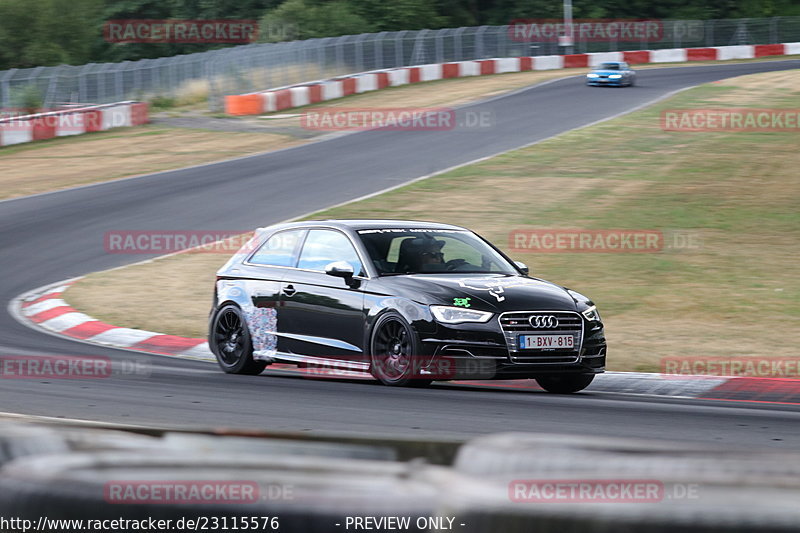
[529,315,558,329]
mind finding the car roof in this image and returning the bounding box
[257,219,470,233]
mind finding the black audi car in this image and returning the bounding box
[209,220,606,393]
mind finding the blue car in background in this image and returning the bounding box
[586,61,636,87]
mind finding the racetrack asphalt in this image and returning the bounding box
[2,60,799,447]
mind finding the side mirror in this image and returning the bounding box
[325,261,354,279]
[514,261,529,275]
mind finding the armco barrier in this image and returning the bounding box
[225,42,800,116]
[0,102,149,147]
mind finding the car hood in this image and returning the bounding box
[377,274,580,311]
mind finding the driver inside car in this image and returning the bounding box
[419,242,446,267]
[396,236,446,273]
[398,236,474,273]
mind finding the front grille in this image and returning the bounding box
[499,311,583,364]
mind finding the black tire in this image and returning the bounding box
[369,312,432,387]
[535,373,594,393]
[210,305,267,375]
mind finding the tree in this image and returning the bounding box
[0,0,798,70]
[258,0,371,41]
[349,0,447,31]
[0,0,102,70]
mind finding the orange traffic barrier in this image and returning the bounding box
[225,94,264,115]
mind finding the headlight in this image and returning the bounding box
[430,306,493,324]
[609,74,622,79]
[581,305,601,322]
[587,73,599,78]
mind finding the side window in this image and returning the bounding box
[297,230,364,275]
[249,229,304,267]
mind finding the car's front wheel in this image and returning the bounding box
[210,305,267,375]
[535,374,594,393]
[369,312,432,387]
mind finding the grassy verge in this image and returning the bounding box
[65,68,800,372]
[0,126,306,200]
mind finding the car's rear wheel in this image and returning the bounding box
[369,313,432,387]
[211,305,267,375]
[535,374,594,394]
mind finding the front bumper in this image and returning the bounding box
[418,311,606,380]
[587,78,626,86]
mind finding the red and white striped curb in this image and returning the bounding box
[226,42,800,115]
[16,281,213,362]
[13,280,368,377]
[12,280,800,403]
[0,101,149,147]
[13,280,357,374]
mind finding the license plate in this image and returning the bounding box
[519,335,574,350]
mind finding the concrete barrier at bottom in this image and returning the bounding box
[0,451,454,530]
[0,422,71,465]
[160,433,397,461]
[443,432,800,532]
[2,420,800,531]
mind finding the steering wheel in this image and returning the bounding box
[445,258,467,271]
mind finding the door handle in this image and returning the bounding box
[282,284,297,297]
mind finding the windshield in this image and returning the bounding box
[357,228,517,275]
[599,62,621,70]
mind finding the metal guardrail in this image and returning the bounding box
[0,17,798,112]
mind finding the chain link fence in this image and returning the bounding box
[1,17,798,113]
